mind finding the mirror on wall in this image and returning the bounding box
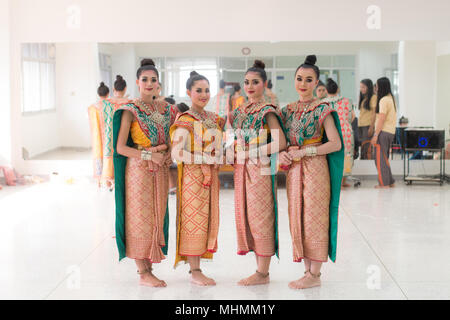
[20,41,403,161]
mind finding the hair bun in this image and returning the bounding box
[253,60,265,70]
[304,55,317,66]
[327,78,335,84]
[190,71,199,77]
[116,75,123,81]
[100,82,105,86]
[140,58,155,67]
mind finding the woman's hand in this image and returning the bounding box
[370,134,378,147]
[164,152,173,166]
[279,151,292,166]
[288,149,305,161]
[150,152,165,166]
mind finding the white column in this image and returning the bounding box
[398,41,437,127]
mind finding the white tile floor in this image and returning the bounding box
[0,176,449,300]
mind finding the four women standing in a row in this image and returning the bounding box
[113,55,345,289]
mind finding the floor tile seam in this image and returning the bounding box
[340,205,410,300]
[42,233,111,300]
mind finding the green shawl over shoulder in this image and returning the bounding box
[113,107,170,261]
[323,111,344,262]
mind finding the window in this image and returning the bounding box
[145,55,357,106]
[166,58,218,100]
[99,53,112,91]
[21,43,56,113]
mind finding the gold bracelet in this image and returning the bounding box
[305,146,317,157]
[141,150,152,161]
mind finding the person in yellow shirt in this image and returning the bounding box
[358,79,377,159]
[370,77,397,188]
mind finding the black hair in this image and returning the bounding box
[97,82,109,97]
[245,60,267,82]
[114,75,127,91]
[177,102,190,113]
[233,83,241,93]
[186,71,209,90]
[359,79,374,111]
[164,96,176,105]
[376,77,396,113]
[267,80,273,89]
[316,80,326,88]
[326,78,338,94]
[219,79,226,89]
[295,55,320,79]
[136,58,159,79]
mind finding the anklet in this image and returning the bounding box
[189,268,202,274]
[137,269,149,275]
[256,270,269,278]
[307,271,321,278]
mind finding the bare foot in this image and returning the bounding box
[190,270,216,286]
[238,271,270,286]
[374,185,390,189]
[139,270,167,288]
[341,182,351,188]
[288,271,321,289]
[389,183,395,188]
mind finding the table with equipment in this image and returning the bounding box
[403,128,446,185]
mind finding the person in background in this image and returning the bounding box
[370,77,397,188]
[214,79,230,118]
[358,79,377,159]
[322,78,355,188]
[315,80,327,100]
[168,101,189,195]
[88,82,116,190]
[111,75,129,102]
[230,83,245,112]
[264,80,279,108]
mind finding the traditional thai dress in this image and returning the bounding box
[169,110,225,268]
[281,99,344,263]
[88,99,117,186]
[231,100,283,258]
[113,99,178,262]
[323,96,354,176]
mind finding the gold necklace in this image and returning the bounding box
[138,99,153,114]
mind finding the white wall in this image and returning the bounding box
[0,0,11,166]
[21,112,59,159]
[357,43,397,83]
[398,41,437,127]
[10,0,450,42]
[55,43,100,148]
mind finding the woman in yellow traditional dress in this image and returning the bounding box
[231,60,286,286]
[113,59,178,287]
[279,55,344,289]
[88,82,116,189]
[170,71,225,286]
